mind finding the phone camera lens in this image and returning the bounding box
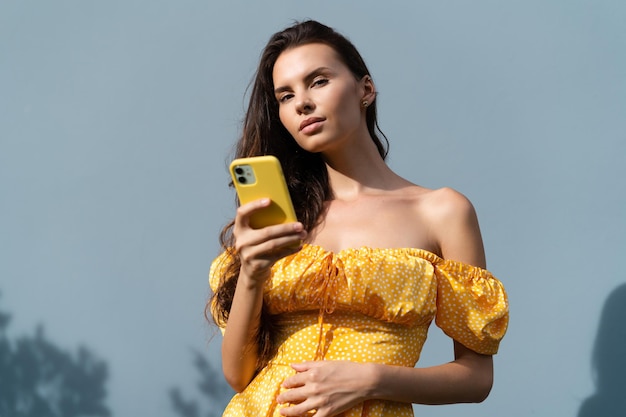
[237,176,247,184]
[235,167,244,175]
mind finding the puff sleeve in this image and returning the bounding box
[209,251,231,293]
[208,250,234,335]
[434,260,509,355]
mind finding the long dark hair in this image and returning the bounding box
[209,20,388,371]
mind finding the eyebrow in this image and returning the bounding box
[274,66,333,95]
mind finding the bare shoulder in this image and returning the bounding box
[420,187,477,223]
[418,187,486,267]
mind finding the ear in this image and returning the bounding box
[359,75,376,106]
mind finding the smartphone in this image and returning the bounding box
[229,156,297,229]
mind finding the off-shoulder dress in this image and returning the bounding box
[209,244,509,417]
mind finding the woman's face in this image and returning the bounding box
[272,43,373,154]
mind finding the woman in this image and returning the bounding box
[209,20,508,417]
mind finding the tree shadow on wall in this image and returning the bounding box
[0,292,110,417]
[578,283,626,417]
[169,350,234,417]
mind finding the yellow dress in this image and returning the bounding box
[209,244,509,417]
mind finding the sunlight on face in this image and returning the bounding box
[272,43,369,154]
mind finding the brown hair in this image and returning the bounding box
[208,20,388,371]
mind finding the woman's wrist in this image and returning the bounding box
[364,363,413,402]
[237,269,270,291]
[361,362,385,401]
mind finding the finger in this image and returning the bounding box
[290,362,316,372]
[280,377,304,392]
[276,387,306,405]
[279,400,321,417]
[236,221,305,253]
[257,221,305,241]
[234,198,271,227]
[239,229,305,259]
[241,220,304,243]
[262,244,304,263]
[258,231,305,252]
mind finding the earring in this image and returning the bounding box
[362,100,369,108]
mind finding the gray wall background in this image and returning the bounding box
[1,1,625,416]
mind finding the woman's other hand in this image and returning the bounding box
[277,361,375,417]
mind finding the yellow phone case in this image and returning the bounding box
[230,156,297,229]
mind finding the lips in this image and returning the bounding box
[299,117,325,132]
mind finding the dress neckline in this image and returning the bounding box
[296,243,492,273]
[300,243,444,263]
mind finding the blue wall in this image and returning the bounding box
[1,1,624,416]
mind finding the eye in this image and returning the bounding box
[312,77,329,87]
[278,93,293,103]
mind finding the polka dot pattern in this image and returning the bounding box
[209,244,509,416]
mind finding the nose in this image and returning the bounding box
[295,94,314,115]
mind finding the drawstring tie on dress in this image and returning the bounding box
[305,252,344,360]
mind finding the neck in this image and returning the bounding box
[322,137,402,201]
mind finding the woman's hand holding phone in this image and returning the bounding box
[229,156,303,284]
[233,198,306,285]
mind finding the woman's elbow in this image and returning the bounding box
[222,361,255,393]
[455,345,494,403]
[224,372,251,393]
[467,369,493,403]
[473,376,493,403]
[221,349,257,392]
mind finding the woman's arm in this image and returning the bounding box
[221,198,306,392]
[278,345,492,416]
[277,188,495,415]
[370,342,493,404]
